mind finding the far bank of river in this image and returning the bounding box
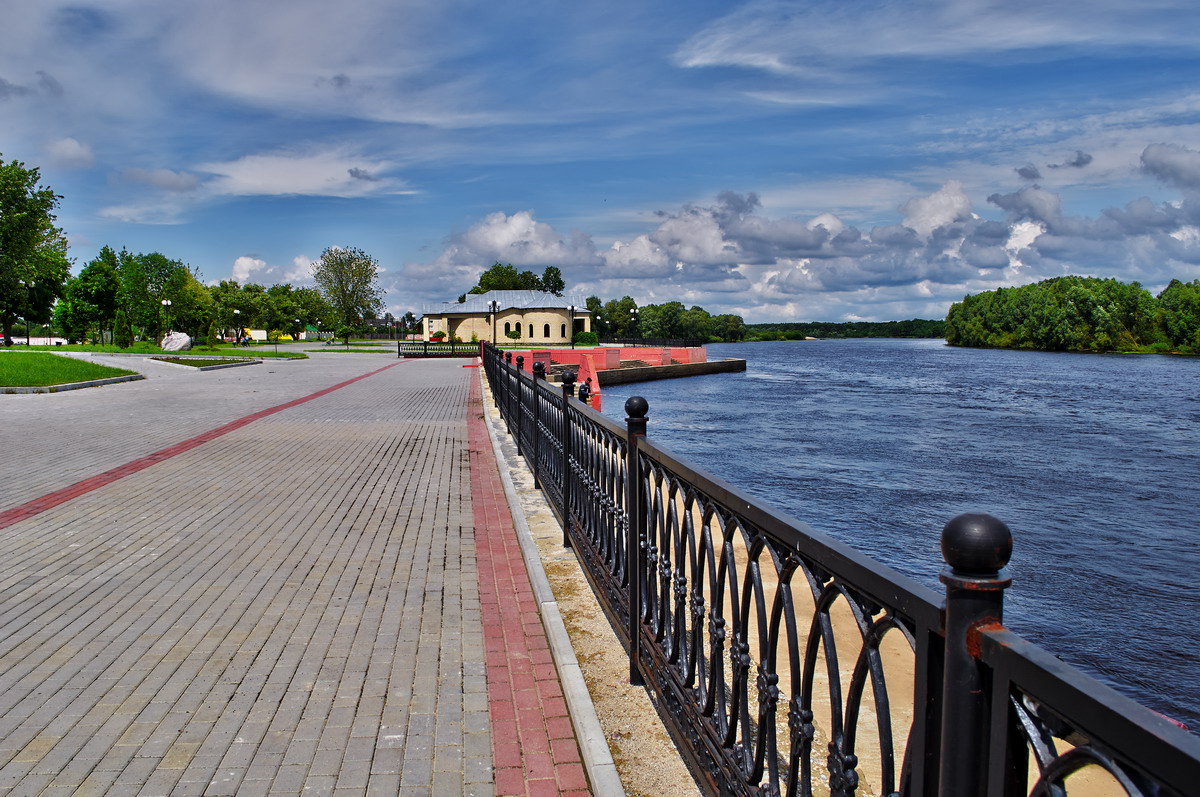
[599,338,1200,728]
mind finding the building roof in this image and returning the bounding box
[422,290,591,315]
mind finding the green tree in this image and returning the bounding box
[312,246,385,330]
[0,156,69,345]
[467,262,543,294]
[540,266,565,296]
[1158,279,1200,352]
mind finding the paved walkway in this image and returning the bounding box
[0,347,590,796]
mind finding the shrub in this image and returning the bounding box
[573,331,599,346]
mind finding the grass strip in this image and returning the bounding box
[153,357,244,368]
[0,353,137,387]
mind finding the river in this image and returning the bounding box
[598,338,1200,728]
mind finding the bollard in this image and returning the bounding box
[625,396,649,685]
[938,513,1012,797]
[560,371,576,548]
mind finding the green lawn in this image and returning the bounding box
[0,353,137,387]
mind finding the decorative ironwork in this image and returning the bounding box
[479,342,1200,797]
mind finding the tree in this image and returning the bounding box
[0,156,69,345]
[540,266,565,296]
[312,246,385,330]
[467,262,543,294]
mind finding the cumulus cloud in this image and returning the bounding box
[1142,143,1200,191]
[44,136,94,168]
[232,256,267,283]
[404,172,1200,320]
[902,181,972,239]
[1016,164,1042,180]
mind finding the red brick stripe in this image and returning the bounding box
[467,377,590,797]
[0,360,408,531]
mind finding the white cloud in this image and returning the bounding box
[902,181,973,239]
[197,150,403,198]
[44,137,94,168]
[232,256,267,283]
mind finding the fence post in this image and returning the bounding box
[560,371,576,548]
[515,356,525,457]
[625,396,648,686]
[939,513,1012,797]
[532,361,545,488]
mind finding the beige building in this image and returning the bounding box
[421,290,592,344]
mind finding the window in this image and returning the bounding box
[544,323,551,338]
[504,322,511,334]
[560,324,567,338]
[527,323,533,338]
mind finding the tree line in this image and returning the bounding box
[945,276,1200,353]
[1,155,395,347]
[745,319,946,340]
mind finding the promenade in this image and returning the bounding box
[0,348,592,796]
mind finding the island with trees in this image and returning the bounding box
[945,276,1200,354]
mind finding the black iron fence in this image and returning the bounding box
[397,341,483,358]
[481,342,1200,796]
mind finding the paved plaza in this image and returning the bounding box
[0,347,593,796]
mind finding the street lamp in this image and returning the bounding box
[569,305,576,349]
[232,308,241,345]
[630,307,639,341]
[160,299,172,335]
[295,319,301,342]
[488,300,499,344]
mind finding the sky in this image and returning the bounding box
[3,0,1200,323]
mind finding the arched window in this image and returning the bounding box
[527,323,534,338]
[543,323,551,338]
[560,324,567,338]
[504,321,511,334]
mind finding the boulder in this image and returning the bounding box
[160,331,193,351]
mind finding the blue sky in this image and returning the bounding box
[4,0,1200,322]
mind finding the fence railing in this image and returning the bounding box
[480,342,1200,796]
[397,341,483,357]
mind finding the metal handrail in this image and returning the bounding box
[480,341,1200,796]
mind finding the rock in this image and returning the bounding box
[160,331,192,351]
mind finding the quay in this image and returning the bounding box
[0,346,627,796]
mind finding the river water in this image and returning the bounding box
[598,339,1200,727]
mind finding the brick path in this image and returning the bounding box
[0,350,590,796]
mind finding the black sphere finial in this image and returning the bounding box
[625,396,649,418]
[941,513,1013,575]
[563,370,576,387]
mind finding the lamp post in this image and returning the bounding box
[488,300,499,345]
[630,307,639,342]
[160,299,172,336]
[232,308,241,345]
[295,319,301,343]
[569,305,576,348]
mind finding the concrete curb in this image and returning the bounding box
[0,373,146,394]
[478,373,626,797]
